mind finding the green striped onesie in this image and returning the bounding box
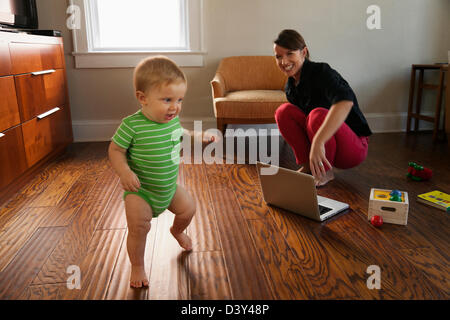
[112,110,183,217]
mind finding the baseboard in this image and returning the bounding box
[365,112,434,133]
[72,113,436,142]
[72,117,217,142]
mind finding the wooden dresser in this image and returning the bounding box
[0,31,73,201]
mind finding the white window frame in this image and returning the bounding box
[69,0,205,68]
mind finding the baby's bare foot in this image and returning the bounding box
[130,265,149,288]
[170,227,193,251]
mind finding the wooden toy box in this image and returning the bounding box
[368,188,409,225]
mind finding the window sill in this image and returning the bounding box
[71,51,206,68]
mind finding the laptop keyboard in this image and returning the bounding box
[319,205,333,216]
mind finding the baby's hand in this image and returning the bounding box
[119,169,141,192]
[202,132,218,145]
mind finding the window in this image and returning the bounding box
[87,0,187,51]
[70,0,204,68]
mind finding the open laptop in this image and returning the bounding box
[256,162,349,222]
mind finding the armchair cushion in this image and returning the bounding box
[214,90,287,118]
[224,90,287,102]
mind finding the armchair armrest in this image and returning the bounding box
[210,73,226,98]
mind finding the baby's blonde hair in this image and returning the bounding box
[134,56,186,93]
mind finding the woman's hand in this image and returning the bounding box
[119,169,141,193]
[309,139,332,181]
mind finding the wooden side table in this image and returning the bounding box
[446,66,450,147]
[406,64,448,141]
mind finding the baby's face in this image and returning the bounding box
[138,81,187,124]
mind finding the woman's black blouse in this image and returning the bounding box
[285,59,372,137]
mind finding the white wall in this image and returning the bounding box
[36,0,450,141]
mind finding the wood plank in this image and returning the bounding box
[183,164,221,251]
[188,251,232,300]
[244,163,260,185]
[107,164,185,298]
[345,159,450,229]
[31,168,119,285]
[106,234,147,300]
[96,180,127,230]
[0,142,105,229]
[106,219,158,300]
[0,143,89,229]
[147,212,189,300]
[331,212,443,299]
[40,156,110,227]
[229,165,316,299]
[316,214,403,299]
[0,227,66,300]
[60,229,126,300]
[337,160,450,255]
[399,247,450,298]
[241,165,359,299]
[203,163,233,189]
[207,186,274,299]
[28,166,83,207]
[251,160,448,299]
[0,207,57,272]
[246,219,316,299]
[19,283,66,300]
[0,134,447,300]
[268,207,359,299]
[228,165,270,220]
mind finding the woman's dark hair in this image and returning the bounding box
[274,29,310,60]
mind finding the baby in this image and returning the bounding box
[108,56,213,288]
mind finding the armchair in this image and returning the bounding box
[211,56,288,134]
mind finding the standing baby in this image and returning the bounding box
[109,56,211,288]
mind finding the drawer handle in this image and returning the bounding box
[37,107,61,120]
[0,133,4,138]
[31,69,56,76]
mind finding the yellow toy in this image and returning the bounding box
[368,188,409,225]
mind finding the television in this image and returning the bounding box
[0,0,38,29]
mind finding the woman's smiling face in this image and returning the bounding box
[274,44,307,80]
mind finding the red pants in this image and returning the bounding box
[275,103,369,169]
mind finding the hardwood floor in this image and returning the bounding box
[0,132,448,300]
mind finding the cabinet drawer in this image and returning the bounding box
[0,76,21,132]
[9,42,64,74]
[15,69,67,122]
[0,41,11,76]
[0,125,28,190]
[21,106,72,167]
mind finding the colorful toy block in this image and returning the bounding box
[407,162,432,181]
[368,188,409,225]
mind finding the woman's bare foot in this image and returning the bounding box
[170,227,193,251]
[130,265,149,288]
[315,169,335,187]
